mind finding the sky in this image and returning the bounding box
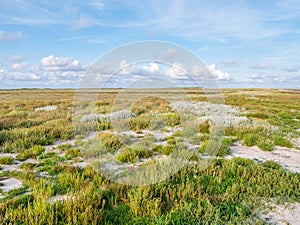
[0,0,299,89]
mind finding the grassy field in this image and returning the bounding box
[0,88,299,224]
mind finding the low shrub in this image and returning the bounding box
[98,132,123,154]
[16,145,45,161]
[262,160,283,170]
[160,113,180,127]
[198,120,210,133]
[153,144,175,155]
[257,139,274,151]
[0,156,14,165]
[272,135,293,148]
[116,147,153,163]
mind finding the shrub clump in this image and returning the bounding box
[98,132,123,154]
[16,145,45,161]
[0,156,14,165]
[116,147,153,163]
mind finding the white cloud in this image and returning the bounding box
[165,63,187,79]
[208,64,231,81]
[142,62,160,73]
[11,62,27,70]
[40,55,86,71]
[0,31,23,42]
[118,61,160,76]
[11,72,39,81]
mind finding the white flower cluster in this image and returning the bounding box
[35,105,57,112]
[80,110,136,122]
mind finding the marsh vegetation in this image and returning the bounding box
[0,88,299,224]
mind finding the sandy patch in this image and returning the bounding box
[226,143,300,173]
[0,178,23,192]
[0,153,18,158]
[261,202,300,225]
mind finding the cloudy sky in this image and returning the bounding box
[0,0,299,89]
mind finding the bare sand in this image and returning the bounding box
[226,143,300,173]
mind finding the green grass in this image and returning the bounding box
[0,88,299,224]
[16,145,45,161]
[98,132,123,153]
[116,147,154,163]
[0,156,14,165]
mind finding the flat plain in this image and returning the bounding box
[0,88,299,224]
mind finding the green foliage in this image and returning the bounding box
[199,138,233,157]
[116,147,153,163]
[1,89,300,224]
[98,132,123,153]
[198,120,210,133]
[96,120,112,131]
[160,113,181,127]
[257,139,274,151]
[16,145,45,161]
[262,160,283,170]
[153,144,176,156]
[272,135,293,148]
[0,156,14,165]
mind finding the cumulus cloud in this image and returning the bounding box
[9,72,39,81]
[165,63,188,79]
[40,55,86,71]
[118,61,160,76]
[0,31,23,42]
[117,61,231,84]
[208,64,231,81]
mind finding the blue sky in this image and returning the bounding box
[0,0,299,88]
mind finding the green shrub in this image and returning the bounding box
[116,147,153,163]
[262,160,283,170]
[64,148,82,160]
[98,132,123,153]
[243,133,259,147]
[57,144,72,151]
[0,156,14,165]
[97,120,112,131]
[257,140,274,151]
[129,116,150,130]
[160,113,180,127]
[272,135,293,148]
[198,120,210,133]
[16,145,45,161]
[199,138,232,157]
[153,144,175,155]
